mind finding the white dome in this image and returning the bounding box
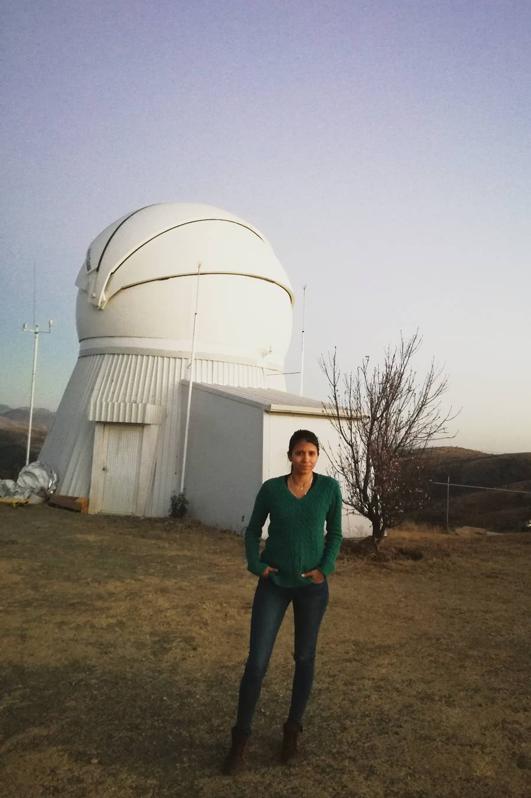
[75,203,294,370]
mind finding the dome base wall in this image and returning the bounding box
[40,351,286,517]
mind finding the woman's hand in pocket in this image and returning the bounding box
[261,566,278,579]
[301,569,325,584]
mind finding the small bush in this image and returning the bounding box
[170,492,188,518]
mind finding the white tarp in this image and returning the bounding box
[0,461,58,503]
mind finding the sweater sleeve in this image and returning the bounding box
[319,480,343,576]
[244,483,270,576]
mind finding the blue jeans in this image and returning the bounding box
[235,577,329,734]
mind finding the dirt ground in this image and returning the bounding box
[0,506,530,798]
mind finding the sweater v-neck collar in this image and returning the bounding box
[283,472,318,500]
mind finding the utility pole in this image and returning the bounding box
[22,320,53,465]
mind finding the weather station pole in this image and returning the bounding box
[179,264,201,495]
[22,320,53,465]
[299,284,307,395]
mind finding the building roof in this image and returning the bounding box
[192,383,327,416]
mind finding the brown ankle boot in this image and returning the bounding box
[280,720,302,764]
[222,726,250,775]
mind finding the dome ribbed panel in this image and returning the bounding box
[192,358,264,387]
[40,356,102,497]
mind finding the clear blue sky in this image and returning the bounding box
[1,0,530,453]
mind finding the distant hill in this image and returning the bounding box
[1,423,530,529]
[0,406,55,429]
[0,406,55,479]
[412,446,531,532]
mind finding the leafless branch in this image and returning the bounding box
[322,331,456,545]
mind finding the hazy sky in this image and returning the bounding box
[1,0,530,453]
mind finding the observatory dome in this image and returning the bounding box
[75,203,293,370]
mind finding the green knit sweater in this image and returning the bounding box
[245,473,343,587]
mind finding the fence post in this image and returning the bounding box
[446,475,450,531]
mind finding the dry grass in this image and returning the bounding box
[0,507,530,798]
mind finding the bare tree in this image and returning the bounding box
[322,332,454,547]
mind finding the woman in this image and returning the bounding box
[223,429,343,774]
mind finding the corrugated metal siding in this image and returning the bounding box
[148,356,181,516]
[40,352,268,515]
[40,356,101,497]
[89,400,164,424]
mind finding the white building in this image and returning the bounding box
[41,202,368,535]
[184,383,368,536]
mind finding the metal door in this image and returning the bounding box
[93,424,143,515]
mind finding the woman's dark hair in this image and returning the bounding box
[287,429,320,456]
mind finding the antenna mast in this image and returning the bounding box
[22,320,53,465]
[299,284,307,395]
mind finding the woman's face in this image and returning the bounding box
[288,440,319,476]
